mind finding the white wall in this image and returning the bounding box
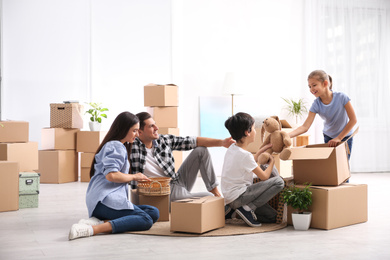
[4,0,375,173]
[1,0,172,146]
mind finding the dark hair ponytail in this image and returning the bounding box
[89,112,139,178]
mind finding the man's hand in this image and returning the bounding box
[222,137,235,148]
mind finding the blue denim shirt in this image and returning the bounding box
[86,141,133,217]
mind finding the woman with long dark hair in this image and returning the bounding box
[69,112,159,240]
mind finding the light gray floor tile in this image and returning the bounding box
[0,173,389,259]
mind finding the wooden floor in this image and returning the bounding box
[0,172,389,259]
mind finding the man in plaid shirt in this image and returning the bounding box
[130,112,235,201]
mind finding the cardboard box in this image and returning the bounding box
[140,194,170,222]
[0,121,29,143]
[80,168,91,182]
[130,189,170,222]
[77,131,107,153]
[286,142,350,186]
[0,142,39,171]
[158,127,180,136]
[144,84,178,107]
[19,172,40,209]
[287,184,368,230]
[173,151,183,170]
[41,128,79,150]
[39,150,78,183]
[147,107,178,128]
[50,103,83,129]
[0,161,19,212]
[80,152,95,182]
[170,196,225,234]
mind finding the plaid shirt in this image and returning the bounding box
[130,134,197,181]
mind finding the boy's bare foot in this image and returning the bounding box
[210,187,222,197]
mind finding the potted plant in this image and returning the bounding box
[85,102,108,131]
[282,98,308,125]
[281,183,312,230]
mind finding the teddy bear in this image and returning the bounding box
[258,116,292,165]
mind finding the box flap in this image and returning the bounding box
[280,119,292,128]
[287,146,333,160]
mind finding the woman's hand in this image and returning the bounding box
[132,172,151,182]
[328,138,341,147]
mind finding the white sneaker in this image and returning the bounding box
[78,217,102,226]
[68,224,93,240]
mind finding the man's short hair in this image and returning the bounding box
[136,112,152,130]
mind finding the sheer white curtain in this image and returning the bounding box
[304,0,390,172]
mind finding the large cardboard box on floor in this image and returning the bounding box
[170,196,225,234]
[144,84,178,107]
[41,128,79,150]
[130,189,170,222]
[50,103,83,129]
[39,150,78,183]
[0,161,19,212]
[287,184,368,230]
[0,121,29,143]
[147,107,178,128]
[0,142,39,171]
[80,152,95,182]
[140,194,170,222]
[77,131,107,153]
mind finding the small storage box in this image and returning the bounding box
[19,172,40,208]
[50,103,83,129]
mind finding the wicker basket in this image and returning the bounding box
[137,177,171,196]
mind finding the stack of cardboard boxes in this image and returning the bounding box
[284,128,367,230]
[130,84,182,222]
[77,131,107,182]
[39,103,82,183]
[144,83,183,169]
[0,121,39,211]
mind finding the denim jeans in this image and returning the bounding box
[170,147,219,201]
[323,134,353,160]
[92,202,159,234]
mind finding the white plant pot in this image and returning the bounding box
[292,212,312,231]
[89,121,101,131]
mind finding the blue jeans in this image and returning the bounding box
[92,202,159,234]
[323,134,353,160]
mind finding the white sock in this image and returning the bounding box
[242,205,251,211]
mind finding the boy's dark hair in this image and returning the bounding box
[224,112,254,142]
[136,112,152,130]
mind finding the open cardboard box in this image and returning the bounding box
[170,196,224,234]
[284,128,358,186]
[287,183,368,230]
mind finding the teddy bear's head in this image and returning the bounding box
[262,116,282,134]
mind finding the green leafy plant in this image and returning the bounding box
[281,183,312,213]
[85,102,108,123]
[282,98,308,124]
